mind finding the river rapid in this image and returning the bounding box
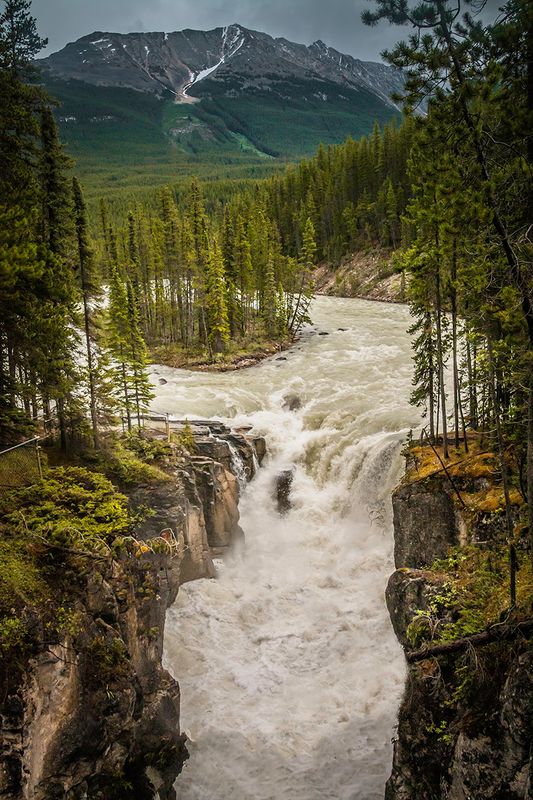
[153,296,421,800]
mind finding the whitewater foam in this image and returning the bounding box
[156,297,420,799]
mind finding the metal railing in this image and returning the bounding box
[0,437,44,489]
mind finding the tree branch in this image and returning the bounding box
[406,618,533,663]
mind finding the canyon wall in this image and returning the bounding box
[0,424,265,800]
[386,451,532,800]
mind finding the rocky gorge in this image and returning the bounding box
[0,423,265,800]
[385,442,532,800]
[3,296,530,800]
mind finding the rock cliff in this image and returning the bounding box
[385,442,532,800]
[0,423,265,800]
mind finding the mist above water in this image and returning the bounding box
[155,297,420,800]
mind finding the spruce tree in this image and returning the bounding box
[205,239,230,355]
[262,257,277,339]
[73,177,102,448]
[125,278,154,426]
[107,264,133,432]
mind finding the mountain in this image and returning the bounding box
[37,24,405,198]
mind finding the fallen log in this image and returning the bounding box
[406,618,533,663]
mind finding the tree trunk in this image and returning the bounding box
[434,237,449,459]
[487,338,516,607]
[450,240,461,448]
[406,618,533,663]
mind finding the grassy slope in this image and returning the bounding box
[45,78,280,202]
[193,77,398,158]
[44,75,399,210]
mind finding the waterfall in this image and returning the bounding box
[225,440,249,491]
[153,297,421,800]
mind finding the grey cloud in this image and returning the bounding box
[32,0,503,62]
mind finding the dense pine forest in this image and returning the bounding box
[0,0,532,797]
[98,0,533,591]
[0,0,533,536]
[0,0,531,563]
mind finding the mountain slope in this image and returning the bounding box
[38,24,404,198]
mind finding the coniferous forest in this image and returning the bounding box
[0,0,532,797]
[0,0,531,572]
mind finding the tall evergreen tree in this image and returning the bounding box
[205,238,230,355]
[73,177,101,448]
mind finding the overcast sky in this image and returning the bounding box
[33,0,503,62]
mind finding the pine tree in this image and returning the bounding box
[125,278,154,426]
[262,256,277,339]
[107,264,133,432]
[289,218,316,335]
[232,215,253,335]
[73,177,103,448]
[205,238,230,355]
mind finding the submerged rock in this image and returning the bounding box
[282,394,302,412]
[275,468,294,515]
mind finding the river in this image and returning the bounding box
[152,296,421,800]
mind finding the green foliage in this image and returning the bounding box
[86,634,130,685]
[0,466,134,550]
[123,432,172,463]
[44,72,400,204]
[425,719,453,747]
[101,439,170,487]
[407,545,533,648]
[97,116,417,360]
[0,538,47,609]
[176,420,197,454]
[407,581,459,647]
[0,616,27,653]
[0,535,48,654]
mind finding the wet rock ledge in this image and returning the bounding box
[0,423,265,800]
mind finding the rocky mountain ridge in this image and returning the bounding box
[37,24,405,109]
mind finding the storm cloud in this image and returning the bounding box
[33,0,503,62]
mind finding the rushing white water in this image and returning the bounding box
[155,297,421,800]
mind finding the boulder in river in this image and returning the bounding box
[275,468,295,515]
[282,394,302,412]
[318,331,330,336]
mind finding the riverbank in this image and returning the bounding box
[150,338,291,372]
[314,246,407,304]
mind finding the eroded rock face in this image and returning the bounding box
[385,648,533,800]
[191,459,241,550]
[386,569,448,648]
[5,555,188,800]
[1,426,266,800]
[386,469,533,800]
[392,480,462,569]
